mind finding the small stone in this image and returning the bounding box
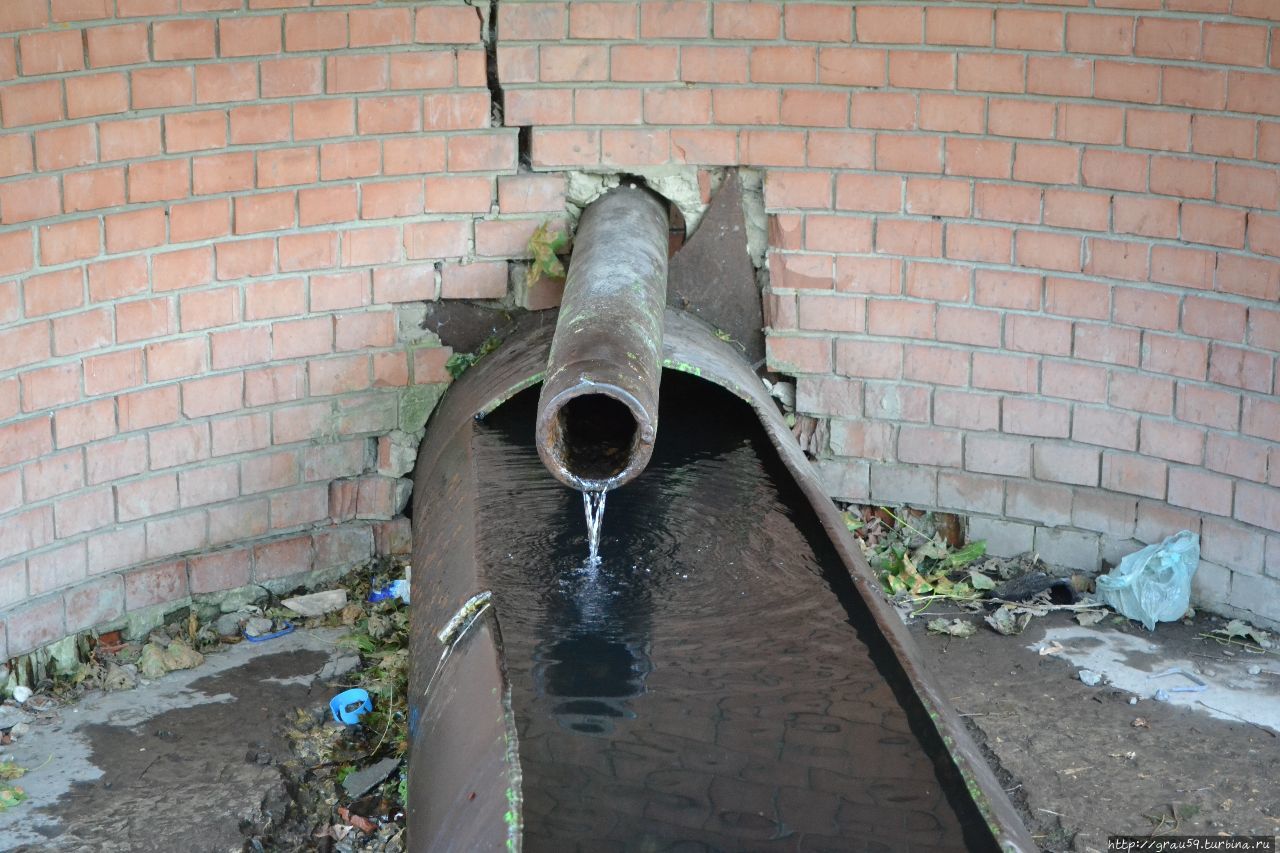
[341,756,400,799]
[244,617,274,638]
[103,663,139,692]
[214,613,243,637]
[11,686,32,704]
[10,722,30,737]
[319,655,361,682]
[1078,669,1102,686]
[1247,665,1262,676]
[1128,697,1138,705]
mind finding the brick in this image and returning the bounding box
[116,296,172,344]
[295,98,355,140]
[86,435,146,485]
[957,53,1025,95]
[0,1,48,33]
[1065,13,1132,55]
[19,363,78,411]
[171,199,231,244]
[53,308,112,356]
[497,1,565,40]
[359,179,423,220]
[279,232,337,272]
[1073,406,1139,451]
[540,44,608,82]
[415,5,481,43]
[926,7,991,47]
[23,30,84,74]
[857,5,921,44]
[235,192,295,235]
[188,548,250,594]
[1142,333,1208,382]
[898,344,964,388]
[613,44,678,82]
[1034,528,1100,572]
[0,175,59,224]
[113,382,176,433]
[896,426,961,467]
[366,265,432,306]
[1206,433,1269,481]
[23,449,84,502]
[641,2,708,39]
[1004,398,1070,438]
[54,487,114,537]
[713,2,777,39]
[5,596,65,658]
[920,93,985,135]
[1072,492,1137,540]
[1033,444,1100,487]
[260,57,322,99]
[84,348,142,396]
[228,105,288,145]
[931,388,997,431]
[947,139,1013,180]
[181,373,243,419]
[346,7,409,47]
[152,19,214,61]
[1006,480,1072,526]
[996,9,1062,52]
[127,68,189,110]
[272,316,332,360]
[784,4,851,43]
[818,48,885,87]
[1,80,62,127]
[1007,314,1072,356]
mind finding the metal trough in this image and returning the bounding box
[407,307,1035,852]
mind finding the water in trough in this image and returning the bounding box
[472,371,994,852]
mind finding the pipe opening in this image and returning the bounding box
[552,393,640,484]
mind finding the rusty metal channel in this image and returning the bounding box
[407,306,1035,852]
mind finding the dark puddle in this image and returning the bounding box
[473,372,995,853]
[15,650,325,853]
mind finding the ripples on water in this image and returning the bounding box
[473,372,990,853]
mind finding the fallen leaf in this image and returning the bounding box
[338,805,377,834]
[985,604,1033,636]
[927,618,976,638]
[1076,610,1107,627]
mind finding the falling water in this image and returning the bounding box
[582,489,607,565]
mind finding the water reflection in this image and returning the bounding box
[533,560,652,736]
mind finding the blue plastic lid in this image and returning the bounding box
[330,688,372,725]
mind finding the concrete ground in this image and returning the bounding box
[0,627,348,853]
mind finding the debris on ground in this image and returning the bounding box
[1095,530,1199,631]
[0,759,25,811]
[985,604,1034,636]
[842,503,1111,641]
[1078,669,1103,686]
[283,589,348,618]
[0,553,413,851]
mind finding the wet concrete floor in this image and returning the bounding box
[0,628,346,852]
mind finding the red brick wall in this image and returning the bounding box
[1,0,1278,653]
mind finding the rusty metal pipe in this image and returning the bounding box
[535,185,670,492]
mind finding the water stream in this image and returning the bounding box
[583,489,607,566]
[473,372,992,852]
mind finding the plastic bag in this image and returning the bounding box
[1096,530,1199,631]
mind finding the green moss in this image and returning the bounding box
[399,384,446,433]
